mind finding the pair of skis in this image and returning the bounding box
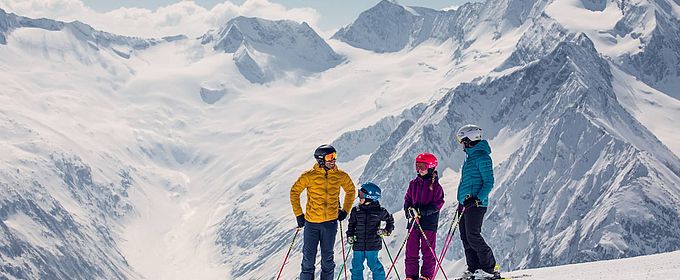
[454,274,532,280]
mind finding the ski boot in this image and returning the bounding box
[471,269,501,279]
[455,270,474,280]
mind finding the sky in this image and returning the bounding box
[0,0,469,38]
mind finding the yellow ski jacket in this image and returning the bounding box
[290,164,356,223]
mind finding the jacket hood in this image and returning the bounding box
[464,139,492,156]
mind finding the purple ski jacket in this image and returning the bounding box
[404,173,445,231]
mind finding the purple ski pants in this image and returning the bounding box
[404,228,437,278]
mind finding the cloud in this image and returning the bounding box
[0,0,322,38]
[442,5,459,11]
[0,0,89,19]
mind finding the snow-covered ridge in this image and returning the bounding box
[200,16,344,84]
[331,0,482,53]
[545,0,680,98]
[331,0,553,53]
[0,8,177,58]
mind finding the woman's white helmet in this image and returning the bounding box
[456,124,483,143]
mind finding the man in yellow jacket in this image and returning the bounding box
[291,144,356,280]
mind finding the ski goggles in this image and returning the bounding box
[358,189,366,199]
[324,152,337,161]
[415,162,429,172]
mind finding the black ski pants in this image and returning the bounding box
[458,206,496,273]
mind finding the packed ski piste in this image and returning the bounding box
[277,124,508,280]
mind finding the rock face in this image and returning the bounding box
[613,0,680,98]
[0,117,134,279]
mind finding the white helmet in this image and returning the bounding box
[456,124,482,143]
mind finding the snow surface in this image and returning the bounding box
[545,0,651,57]
[611,63,680,157]
[501,250,680,280]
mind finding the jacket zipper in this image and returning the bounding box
[364,207,368,250]
[325,170,329,221]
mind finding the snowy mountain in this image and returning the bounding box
[200,16,344,83]
[0,8,174,59]
[334,0,680,99]
[331,0,553,53]
[331,0,476,53]
[1,0,679,279]
[540,0,680,100]
[337,0,680,272]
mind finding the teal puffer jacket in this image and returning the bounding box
[457,140,494,207]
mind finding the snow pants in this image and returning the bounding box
[405,228,437,278]
[300,220,337,280]
[459,206,496,273]
[350,250,385,280]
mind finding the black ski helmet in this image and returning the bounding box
[314,144,337,166]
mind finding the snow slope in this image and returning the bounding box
[498,249,680,280]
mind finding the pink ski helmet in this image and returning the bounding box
[415,153,438,172]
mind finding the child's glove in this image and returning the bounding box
[377,229,390,237]
[347,236,357,244]
[407,207,421,219]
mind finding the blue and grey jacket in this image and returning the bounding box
[457,140,494,207]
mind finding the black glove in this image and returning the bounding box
[463,196,480,208]
[405,207,420,219]
[296,214,306,228]
[338,210,348,221]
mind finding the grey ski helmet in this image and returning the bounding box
[456,124,483,144]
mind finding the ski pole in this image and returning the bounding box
[335,245,354,280]
[339,220,348,280]
[382,237,401,280]
[433,206,466,280]
[276,227,301,280]
[385,218,415,280]
[413,215,449,280]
